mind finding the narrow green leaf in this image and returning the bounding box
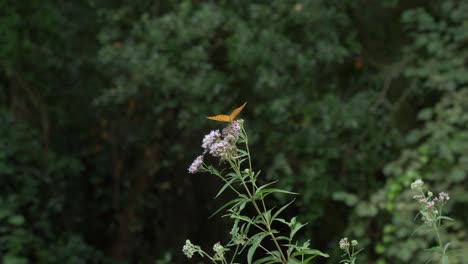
[253,256,281,264]
[232,214,254,224]
[256,188,298,200]
[275,218,290,226]
[442,254,449,264]
[248,233,268,264]
[302,255,318,264]
[290,222,307,239]
[256,181,279,193]
[437,216,455,222]
[215,177,237,198]
[272,199,295,222]
[238,149,248,156]
[291,249,330,258]
[443,242,451,253]
[209,198,245,219]
[287,257,302,264]
[264,209,272,224]
[226,172,238,179]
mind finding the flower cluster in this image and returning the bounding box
[202,130,221,151]
[435,192,450,203]
[222,120,241,142]
[339,237,360,264]
[410,179,450,225]
[233,232,247,245]
[204,121,241,159]
[212,242,226,260]
[339,238,350,250]
[182,240,200,259]
[188,155,204,174]
[410,179,424,192]
[339,237,358,250]
[188,122,243,172]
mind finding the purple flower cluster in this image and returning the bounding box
[188,123,242,173]
[413,191,450,208]
[222,121,241,138]
[202,124,240,159]
[412,194,425,203]
[435,192,450,203]
[413,192,450,209]
[209,140,235,158]
[188,155,204,174]
[425,200,435,209]
[410,179,451,225]
[202,130,221,152]
[222,121,241,143]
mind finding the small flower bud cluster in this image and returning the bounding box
[339,237,350,250]
[233,232,247,245]
[411,179,424,192]
[339,237,360,263]
[213,242,226,260]
[182,240,200,259]
[410,179,450,225]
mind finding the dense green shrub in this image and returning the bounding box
[0,110,110,263]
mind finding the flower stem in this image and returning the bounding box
[231,128,288,263]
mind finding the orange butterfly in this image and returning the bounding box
[207,102,247,123]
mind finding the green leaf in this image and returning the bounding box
[248,233,268,264]
[331,192,360,206]
[215,177,237,198]
[272,199,295,222]
[232,214,254,224]
[209,198,245,219]
[443,242,451,253]
[255,188,297,200]
[287,257,302,264]
[290,221,307,239]
[302,255,318,264]
[255,181,279,194]
[437,216,455,222]
[8,215,25,226]
[417,108,433,120]
[263,209,272,224]
[442,254,449,264]
[3,255,27,264]
[275,235,290,241]
[275,218,290,226]
[253,256,281,264]
[291,248,329,258]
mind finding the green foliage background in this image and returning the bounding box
[0,0,467,263]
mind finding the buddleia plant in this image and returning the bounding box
[183,118,328,264]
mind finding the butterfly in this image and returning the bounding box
[207,102,247,123]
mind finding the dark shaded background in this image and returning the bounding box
[1,0,467,263]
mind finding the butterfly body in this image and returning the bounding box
[207,102,247,123]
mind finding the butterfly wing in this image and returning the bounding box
[228,102,247,121]
[207,114,231,122]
